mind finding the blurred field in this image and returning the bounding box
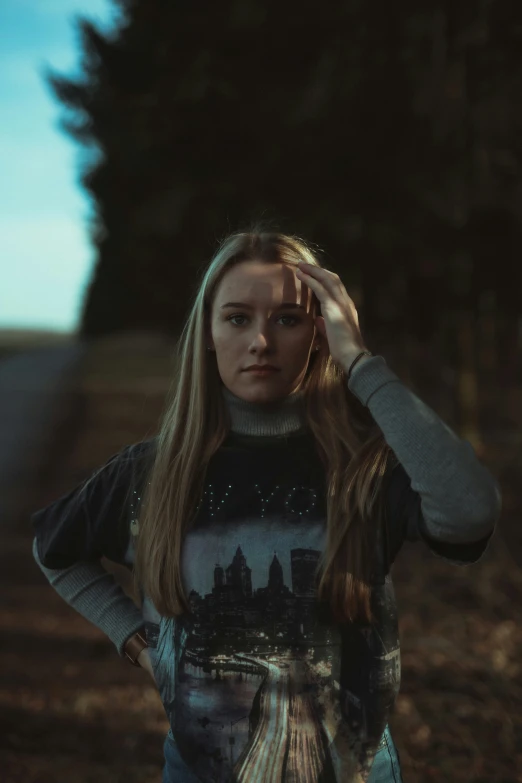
[1,330,521,782]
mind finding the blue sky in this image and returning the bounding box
[0,0,120,333]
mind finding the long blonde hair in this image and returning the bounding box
[131,226,394,625]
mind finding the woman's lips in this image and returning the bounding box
[245,368,279,376]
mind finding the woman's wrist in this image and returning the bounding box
[124,629,148,666]
[137,647,149,668]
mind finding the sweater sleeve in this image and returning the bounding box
[32,537,144,656]
[385,459,496,566]
[30,441,154,656]
[349,355,501,563]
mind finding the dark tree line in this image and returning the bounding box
[46,0,522,375]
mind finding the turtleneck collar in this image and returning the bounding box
[220,383,307,436]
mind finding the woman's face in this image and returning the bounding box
[208,260,321,404]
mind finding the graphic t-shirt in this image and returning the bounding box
[32,428,494,781]
[139,431,398,781]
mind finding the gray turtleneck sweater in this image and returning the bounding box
[32,354,501,661]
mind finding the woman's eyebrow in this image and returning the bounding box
[220,302,307,310]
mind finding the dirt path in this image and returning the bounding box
[1,531,169,783]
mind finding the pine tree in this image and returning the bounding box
[46,0,522,349]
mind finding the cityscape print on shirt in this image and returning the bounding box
[136,509,401,783]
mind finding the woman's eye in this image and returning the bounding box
[227,314,300,327]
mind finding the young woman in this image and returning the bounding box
[32,229,501,782]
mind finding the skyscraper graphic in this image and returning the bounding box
[225,546,252,598]
[291,547,321,597]
[268,551,284,592]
